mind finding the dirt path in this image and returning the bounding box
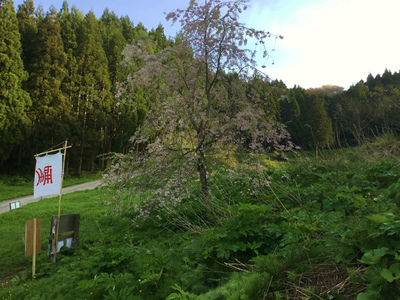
[0,180,101,214]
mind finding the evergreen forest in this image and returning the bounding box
[1,0,399,174]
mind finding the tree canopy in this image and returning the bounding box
[112,0,292,200]
[0,0,31,161]
[1,0,399,173]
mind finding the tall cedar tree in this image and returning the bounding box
[116,0,292,198]
[58,2,82,115]
[289,86,311,148]
[58,2,83,172]
[16,0,36,80]
[120,15,135,43]
[149,24,174,51]
[27,7,68,152]
[306,94,334,158]
[0,0,31,164]
[75,11,111,175]
[247,75,281,123]
[341,82,371,145]
[99,9,127,163]
[279,89,301,145]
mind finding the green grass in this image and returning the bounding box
[0,173,102,202]
[0,189,108,279]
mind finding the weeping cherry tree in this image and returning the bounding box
[109,0,293,211]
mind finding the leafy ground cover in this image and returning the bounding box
[1,136,400,299]
[0,173,102,202]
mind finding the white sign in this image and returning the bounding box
[10,201,20,211]
[34,152,63,199]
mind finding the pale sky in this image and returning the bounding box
[12,0,400,89]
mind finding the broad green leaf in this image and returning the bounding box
[140,269,163,284]
[380,263,400,282]
[367,213,395,224]
[359,247,389,265]
[353,194,366,207]
[230,242,246,253]
[350,186,359,193]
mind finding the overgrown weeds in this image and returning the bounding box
[1,135,400,299]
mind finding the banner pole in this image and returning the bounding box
[54,140,68,262]
[34,146,72,157]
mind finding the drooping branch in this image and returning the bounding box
[113,0,291,203]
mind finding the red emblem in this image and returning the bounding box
[36,166,53,186]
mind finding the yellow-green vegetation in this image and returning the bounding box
[213,152,285,170]
[1,136,400,299]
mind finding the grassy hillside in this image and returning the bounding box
[1,135,400,299]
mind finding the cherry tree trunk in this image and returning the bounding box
[197,152,209,198]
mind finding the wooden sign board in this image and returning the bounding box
[25,219,41,256]
[49,213,80,262]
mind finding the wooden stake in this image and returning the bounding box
[25,219,41,277]
[32,218,36,279]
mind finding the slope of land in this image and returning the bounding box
[0,180,101,214]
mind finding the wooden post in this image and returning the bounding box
[32,219,36,278]
[50,216,58,263]
[26,219,41,278]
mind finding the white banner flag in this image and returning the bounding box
[34,152,63,199]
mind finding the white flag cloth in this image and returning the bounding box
[34,152,63,199]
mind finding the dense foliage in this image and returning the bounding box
[1,0,400,174]
[0,0,31,162]
[1,136,400,299]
